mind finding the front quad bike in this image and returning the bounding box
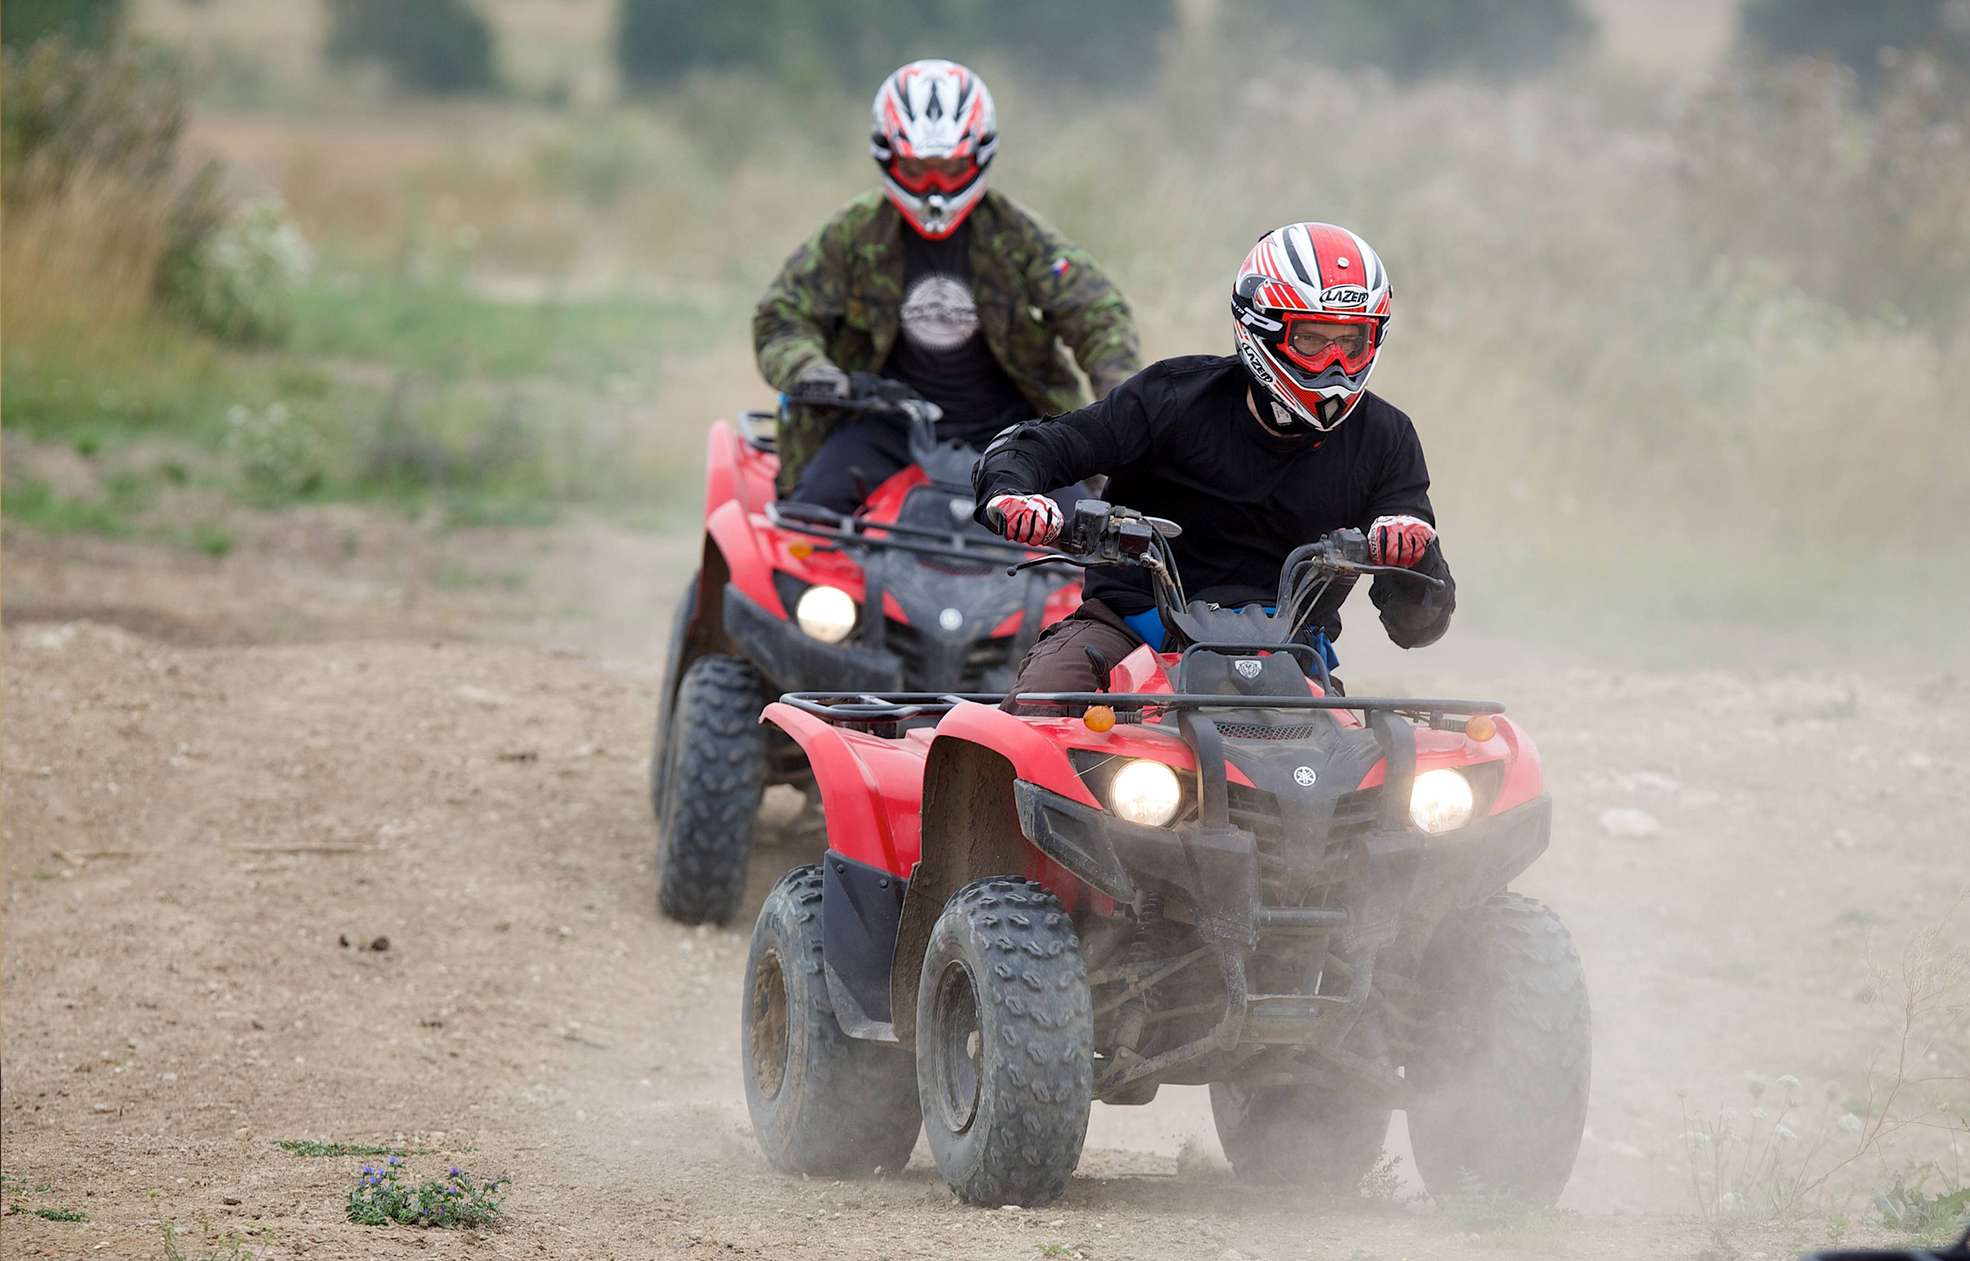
[740,500,1589,1207]
[652,395,1081,925]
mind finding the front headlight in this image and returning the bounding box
[1108,759,1183,828]
[794,585,857,644]
[1410,768,1476,835]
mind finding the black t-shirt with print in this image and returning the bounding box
[882,223,1033,443]
[971,354,1456,648]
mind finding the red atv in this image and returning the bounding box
[739,501,1589,1207]
[652,394,1081,925]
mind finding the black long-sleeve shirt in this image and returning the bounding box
[973,354,1455,648]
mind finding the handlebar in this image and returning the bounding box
[780,389,944,427]
[1005,499,1444,648]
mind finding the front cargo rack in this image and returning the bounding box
[776,690,1506,732]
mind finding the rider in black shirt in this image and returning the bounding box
[973,222,1455,693]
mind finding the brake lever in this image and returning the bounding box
[1337,560,1448,589]
[1006,553,1104,577]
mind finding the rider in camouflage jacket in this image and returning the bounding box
[754,60,1139,500]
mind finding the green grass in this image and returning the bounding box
[1,260,712,535]
[275,1139,431,1159]
[3,478,137,538]
[289,263,725,385]
[29,1207,88,1222]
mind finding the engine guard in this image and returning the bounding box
[723,583,904,693]
[1014,779,1553,1063]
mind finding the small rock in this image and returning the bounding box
[222,1196,242,1206]
[368,936,390,952]
[159,1072,177,1083]
[1598,806,1661,838]
[556,925,574,939]
[92,1103,110,1113]
[338,934,350,948]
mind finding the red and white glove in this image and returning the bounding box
[1368,514,1436,568]
[985,493,1063,547]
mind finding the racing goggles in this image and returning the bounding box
[889,155,980,195]
[1276,313,1380,377]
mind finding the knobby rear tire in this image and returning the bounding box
[1209,1080,1392,1193]
[741,865,923,1176]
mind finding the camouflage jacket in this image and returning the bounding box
[753,189,1140,494]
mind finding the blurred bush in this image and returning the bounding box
[616,0,1173,93]
[0,0,124,53]
[1,36,184,203]
[1739,0,1970,92]
[159,180,316,345]
[1678,58,1970,323]
[1229,0,1594,81]
[325,0,497,95]
[1,38,309,344]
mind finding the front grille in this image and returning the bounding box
[1215,721,1324,741]
[886,620,1015,691]
[1228,781,1384,906]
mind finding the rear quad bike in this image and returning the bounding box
[652,393,1081,925]
[738,500,1590,1206]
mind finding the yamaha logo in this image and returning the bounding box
[938,607,964,632]
[1234,659,1263,680]
[1293,766,1318,787]
[1320,285,1370,307]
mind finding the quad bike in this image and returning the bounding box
[740,500,1590,1207]
[652,394,1081,925]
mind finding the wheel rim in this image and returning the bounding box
[929,960,983,1135]
[748,947,790,1102]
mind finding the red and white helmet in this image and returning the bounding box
[869,59,997,239]
[1231,222,1393,432]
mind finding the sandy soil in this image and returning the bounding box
[3,513,1965,1261]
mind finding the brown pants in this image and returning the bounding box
[1003,599,1144,712]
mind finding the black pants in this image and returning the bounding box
[787,412,1086,518]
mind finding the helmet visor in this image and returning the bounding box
[890,155,979,194]
[1278,313,1378,376]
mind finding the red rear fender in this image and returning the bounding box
[760,702,928,876]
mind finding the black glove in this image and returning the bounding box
[789,362,849,402]
[846,372,921,405]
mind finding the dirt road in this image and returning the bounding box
[3,519,1965,1260]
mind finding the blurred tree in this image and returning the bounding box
[1227,0,1592,82]
[616,0,1173,93]
[1739,0,1970,91]
[1,0,125,52]
[325,0,497,95]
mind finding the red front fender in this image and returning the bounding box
[708,499,783,618]
[759,701,930,876]
[928,702,1103,808]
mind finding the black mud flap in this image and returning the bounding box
[822,849,908,1042]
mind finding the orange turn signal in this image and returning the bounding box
[1083,705,1117,733]
[1465,715,1497,742]
[788,541,814,560]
